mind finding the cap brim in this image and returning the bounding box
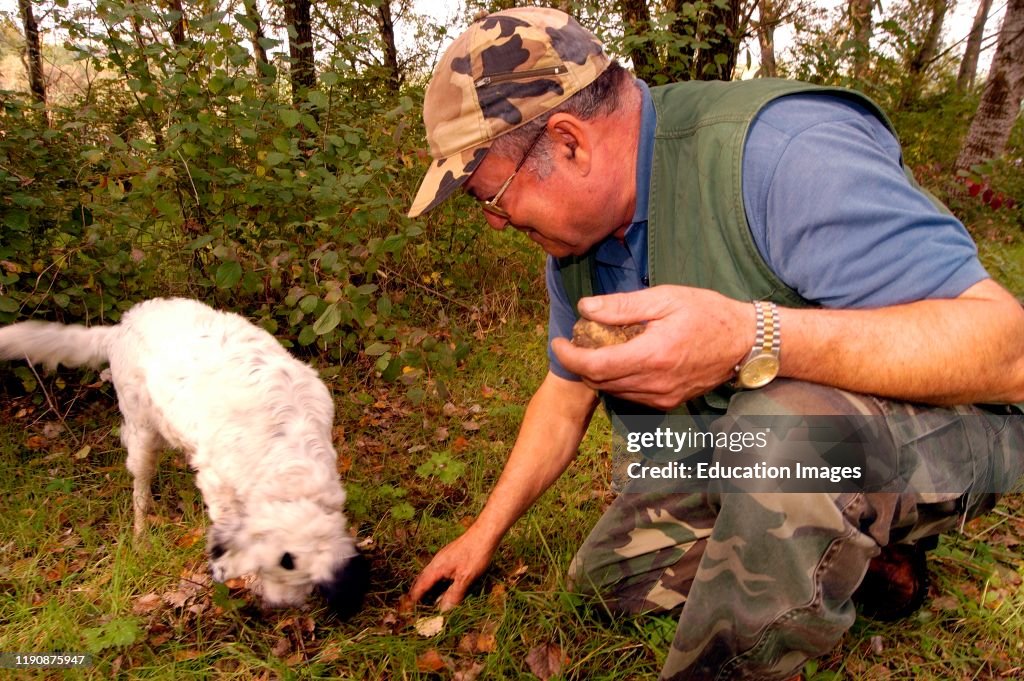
[407,145,490,218]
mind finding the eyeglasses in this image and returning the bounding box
[480,126,546,220]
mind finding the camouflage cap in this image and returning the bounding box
[407,7,611,218]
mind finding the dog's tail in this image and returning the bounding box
[0,320,116,371]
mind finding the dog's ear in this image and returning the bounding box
[316,552,370,620]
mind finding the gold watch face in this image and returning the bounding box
[738,353,780,389]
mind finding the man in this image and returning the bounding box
[404,7,1024,680]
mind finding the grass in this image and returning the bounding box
[2,203,1023,679]
[1,313,1022,681]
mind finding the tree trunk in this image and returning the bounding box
[285,0,317,103]
[375,0,402,93]
[242,0,272,81]
[166,0,187,46]
[848,0,873,79]
[756,0,782,78]
[907,0,949,76]
[18,0,47,110]
[899,0,949,107]
[692,0,742,80]
[955,0,1024,172]
[618,0,661,83]
[957,0,994,91]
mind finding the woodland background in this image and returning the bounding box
[1,1,1023,679]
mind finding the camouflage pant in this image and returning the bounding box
[568,380,1024,681]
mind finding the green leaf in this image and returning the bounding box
[298,325,317,346]
[390,501,416,521]
[313,303,342,335]
[214,261,243,289]
[187,235,215,251]
[0,296,19,313]
[4,209,29,232]
[298,294,320,314]
[265,151,289,166]
[365,341,390,356]
[83,617,141,653]
[279,108,301,128]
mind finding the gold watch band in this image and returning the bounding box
[733,301,781,389]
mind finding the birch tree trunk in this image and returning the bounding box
[955,0,1024,172]
[957,0,994,91]
[18,0,47,111]
[848,0,873,79]
[375,0,402,93]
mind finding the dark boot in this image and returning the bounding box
[853,536,936,621]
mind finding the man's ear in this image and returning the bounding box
[547,114,591,174]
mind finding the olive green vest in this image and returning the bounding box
[557,79,986,415]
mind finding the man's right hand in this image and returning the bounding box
[406,528,497,611]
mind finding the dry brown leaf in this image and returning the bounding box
[458,629,497,654]
[416,648,447,673]
[461,420,480,432]
[488,583,508,609]
[132,592,163,615]
[148,626,173,646]
[452,661,487,681]
[318,642,345,663]
[525,642,568,680]
[271,636,293,658]
[175,526,204,548]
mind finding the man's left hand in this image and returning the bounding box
[551,286,752,410]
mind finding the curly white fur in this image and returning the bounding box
[0,298,367,615]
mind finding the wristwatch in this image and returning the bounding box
[733,300,781,389]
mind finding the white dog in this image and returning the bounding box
[0,297,367,616]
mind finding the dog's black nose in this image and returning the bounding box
[317,552,370,619]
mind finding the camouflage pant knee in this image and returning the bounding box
[568,380,1024,681]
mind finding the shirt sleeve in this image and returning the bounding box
[546,256,583,381]
[743,95,989,309]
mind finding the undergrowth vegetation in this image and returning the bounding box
[1,321,1023,680]
[2,0,1024,678]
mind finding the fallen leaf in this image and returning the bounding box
[458,628,497,654]
[271,636,292,658]
[414,614,445,638]
[175,526,204,548]
[461,420,480,432]
[452,661,487,680]
[318,642,345,663]
[416,648,447,672]
[132,593,163,615]
[488,583,508,609]
[526,642,568,680]
[434,427,449,442]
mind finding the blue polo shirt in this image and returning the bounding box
[546,84,988,380]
